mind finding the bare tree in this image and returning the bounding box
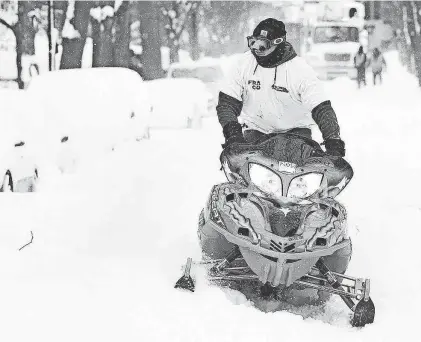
[90,1,131,68]
[185,2,200,60]
[413,1,421,86]
[113,1,130,67]
[161,1,198,63]
[0,1,37,88]
[60,1,92,69]
[136,1,164,80]
[90,2,114,67]
[401,1,421,86]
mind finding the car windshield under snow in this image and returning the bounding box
[313,26,359,44]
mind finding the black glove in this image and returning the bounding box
[222,121,246,148]
[324,138,345,157]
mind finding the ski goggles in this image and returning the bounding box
[247,36,285,52]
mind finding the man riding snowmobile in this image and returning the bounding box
[175,18,375,328]
[214,18,350,281]
[217,18,345,157]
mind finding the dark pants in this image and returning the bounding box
[373,71,382,85]
[243,127,312,144]
[356,67,366,88]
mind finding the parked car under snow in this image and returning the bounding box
[0,89,39,192]
[144,78,212,129]
[26,67,153,174]
[166,59,225,117]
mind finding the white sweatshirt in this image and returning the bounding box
[220,51,329,134]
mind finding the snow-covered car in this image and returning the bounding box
[144,78,210,129]
[0,89,39,192]
[26,67,153,173]
[167,58,225,117]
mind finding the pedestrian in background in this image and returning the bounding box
[354,46,367,89]
[368,48,387,86]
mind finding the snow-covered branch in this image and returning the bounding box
[90,5,114,23]
[62,0,81,39]
[0,7,18,27]
[162,1,198,41]
[0,16,15,31]
[114,0,129,17]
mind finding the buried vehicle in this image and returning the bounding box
[175,133,375,327]
[0,89,39,193]
[0,143,38,193]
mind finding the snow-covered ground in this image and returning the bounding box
[1,51,420,342]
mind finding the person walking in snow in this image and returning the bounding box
[216,18,345,157]
[368,47,387,86]
[354,46,367,88]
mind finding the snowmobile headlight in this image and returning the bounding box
[249,163,282,197]
[287,173,323,199]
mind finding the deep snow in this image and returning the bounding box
[1,51,420,342]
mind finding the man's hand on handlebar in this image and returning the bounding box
[324,138,345,157]
[222,121,247,149]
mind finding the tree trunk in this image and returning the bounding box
[14,28,24,89]
[91,19,101,67]
[18,1,36,55]
[54,1,69,33]
[60,1,92,69]
[92,16,114,67]
[399,2,410,69]
[113,1,131,68]
[61,37,86,69]
[404,1,421,85]
[189,9,200,61]
[169,39,179,64]
[13,2,38,88]
[137,1,164,80]
[414,1,421,86]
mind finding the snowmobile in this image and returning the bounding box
[175,132,375,327]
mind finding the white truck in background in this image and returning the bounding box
[303,1,366,80]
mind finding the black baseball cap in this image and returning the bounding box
[253,18,286,40]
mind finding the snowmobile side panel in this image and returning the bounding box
[198,221,237,259]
